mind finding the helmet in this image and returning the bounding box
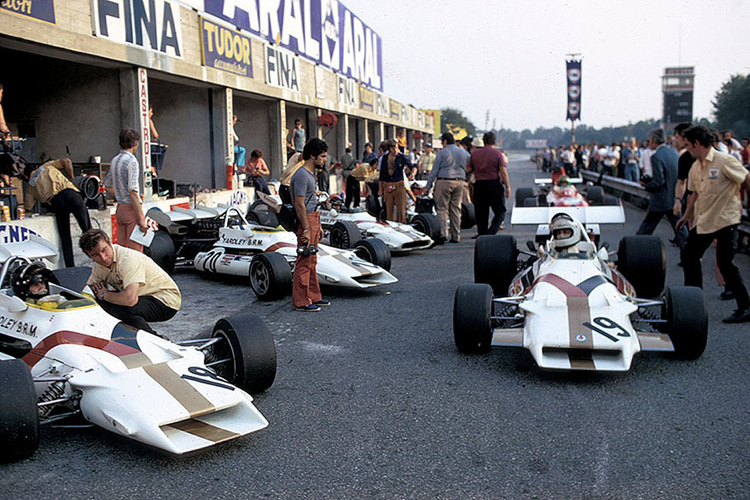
[11,262,59,300]
[558,175,570,187]
[561,187,576,198]
[329,194,344,210]
[549,213,581,249]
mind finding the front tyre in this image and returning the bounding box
[249,253,292,300]
[353,238,392,271]
[475,235,518,296]
[461,203,476,229]
[145,230,177,274]
[411,213,441,243]
[453,284,493,354]
[0,359,40,462]
[617,235,665,298]
[210,314,277,393]
[662,286,708,360]
[330,220,362,249]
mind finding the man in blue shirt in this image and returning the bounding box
[426,133,470,243]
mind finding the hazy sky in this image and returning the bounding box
[354,0,750,131]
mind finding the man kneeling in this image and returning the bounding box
[79,229,181,334]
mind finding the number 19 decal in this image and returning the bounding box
[583,317,630,342]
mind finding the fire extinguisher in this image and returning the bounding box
[226,163,235,190]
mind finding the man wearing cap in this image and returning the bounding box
[426,132,470,244]
[22,158,92,268]
[466,132,510,237]
[417,143,435,180]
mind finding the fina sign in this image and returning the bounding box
[198,0,383,91]
[265,45,300,92]
[92,0,183,57]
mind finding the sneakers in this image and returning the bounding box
[313,300,331,307]
[294,304,321,312]
[720,289,736,300]
[722,308,750,324]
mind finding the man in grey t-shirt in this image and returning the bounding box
[290,138,329,312]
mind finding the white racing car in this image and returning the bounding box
[453,206,708,371]
[150,206,397,301]
[248,194,439,254]
[0,237,276,461]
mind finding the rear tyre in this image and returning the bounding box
[453,284,493,354]
[145,230,177,274]
[211,314,277,393]
[662,286,708,360]
[354,238,391,271]
[515,187,535,207]
[249,253,292,300]
[586,186,605,205]
[0,359,40,462]
[617,235,666,298]
[474,235,518,296]
[461,203,476,229]
[411,213,441,243]
[248,200,280,228]
[603,194,619,206]
[330,221,362,249]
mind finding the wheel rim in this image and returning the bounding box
[355,246,373,263]
[205,330,236,382]
[332,227,347,247]
[250,261,270,294]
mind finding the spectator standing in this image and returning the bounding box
[232,115,246,172]
[636,129,686,256]
[417,142,435,180]
[244,149,271,195]
[22,158,91,267]
[279,152,303,205]
[466,131,510,238]
[0,83,9,136]
[340,147,359,210]
[622,138,640,182]
[673,123,694,219]
[362,142,377,165]
[106,128,148,252]
[292,118,306,153]
[561,144,576,177]
[677,125,750,323]
[426,132,470,244]
[740,138,750,167]
[379,139,410,224]
[290,138,329,312]
[81,229,181,334]
[639,140,653,179]
[534,148,543,170]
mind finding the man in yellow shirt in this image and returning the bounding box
[677,125,750,323]
[23,158,91,267]
[80,229,181,334]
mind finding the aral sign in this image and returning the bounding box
[196,0,383,91]
[92,0,183,58]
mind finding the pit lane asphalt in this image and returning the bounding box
[2,152,748,500]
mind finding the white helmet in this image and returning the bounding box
[549,213,581,249]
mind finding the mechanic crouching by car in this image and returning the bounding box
[290,138,330,312]
[79,229,181,334]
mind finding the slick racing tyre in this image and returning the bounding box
[248,200,280,228]
[461,203,476,229]
[354,238,391,271]
[249,252,292,300]
[0,359,40,462]
[453,283,493,354]
[515,187,535,208]
[330,221,362,249]
[661,286,708,360]
[211,314,277,393]
[474,234,518,296]
[411,213,441,243]
[145,230,177,274]
[617,235,666,298]
[586,186,605,205]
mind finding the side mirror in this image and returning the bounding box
[600,241,610,250]
[597,247,609,261]
[526,240,536,252]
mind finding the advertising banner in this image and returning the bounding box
[92,0,183,58]
[566,60,581,121]
[199,0,383,91]
[359,85,374,112]
[265,44,300,92]
[337,75,357,107]
[1,0,56,23]
[200,16,253,77]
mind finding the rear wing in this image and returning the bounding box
[534,177,583,185]
[511,206,626,225]
[0,233,59,264]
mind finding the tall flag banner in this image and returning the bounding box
[566,60,582,121]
